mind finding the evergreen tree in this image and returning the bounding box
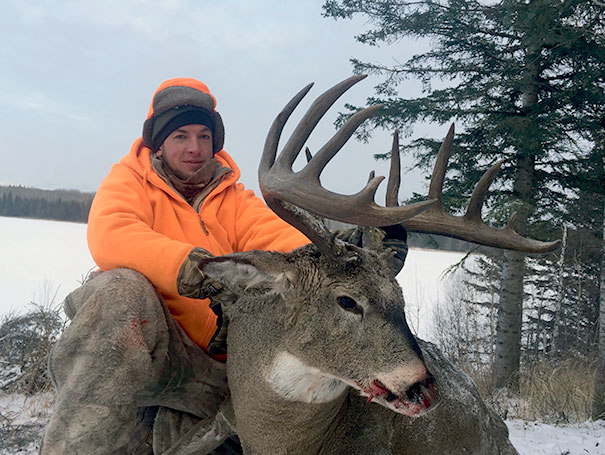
[0,187,93,222]
[323,0,605,389]
[1,191,15,216]
[0,193,6,215]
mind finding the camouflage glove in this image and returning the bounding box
[207,299,228,356]
[178,248,227,299]
[335,225,408,275]
[177,247,237,357]
[381,224,409,275]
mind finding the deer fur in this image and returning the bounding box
[201,242,518,455]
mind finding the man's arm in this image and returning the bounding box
[87,165,193,298]
[231,183,310,253]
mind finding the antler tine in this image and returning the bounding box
[303,145,388,237]
[399,125,561,253]
[465,159,504,221]
[304,147,313,163]
[276,74,368,171]
[300,102,395,212]
[302,104,383,180]
[386,129,401,208]
[428,123,455,202]
[260,77,438,232]
[259,82,314,176]
[506,211,520,233]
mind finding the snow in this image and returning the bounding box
[1,216,603,453]
[0,215,463,329]
[1,393,602,455]
[507,419,604,455]
[0,216,95,317]
[396,248,466,343]
[0,392,53,455]
[0,392,53,428]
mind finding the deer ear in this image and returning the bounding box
[200,256,294,298]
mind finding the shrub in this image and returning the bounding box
[0,301,66,395]
[519,359,596,423]
[469,359,596,423]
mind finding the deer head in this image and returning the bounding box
[201,244,438,422]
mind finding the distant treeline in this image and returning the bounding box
[0,185,472,251]
[0,185,94,223]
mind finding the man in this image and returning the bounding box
[41,77,407,454]
[41,78,310,454]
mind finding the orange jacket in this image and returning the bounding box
[88,139,309,349]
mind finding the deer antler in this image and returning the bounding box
[389,124,560,253]
[259,75,437,253]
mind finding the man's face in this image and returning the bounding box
[157,124,213,179]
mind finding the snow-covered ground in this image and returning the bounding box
[0,215,461,339]
[0,215,460,340]
[1,391,602,455]
[396,248,466,342]
[1,216,603,454]
[507,419,604,455]
[0,216,95,317]
[0,393,52,455]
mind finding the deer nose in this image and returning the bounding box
[376,364,440,413]
[405,373,438,408]
[378,362,428,388]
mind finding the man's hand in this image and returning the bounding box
[381,224,409,275]
[177,247,237,356]
[207,299,228,356]
[335,225,409,275]
[178,248,223,299]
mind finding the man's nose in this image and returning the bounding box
[186,138,200,153]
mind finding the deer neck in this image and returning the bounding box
[236,352,349,454]
[228,313,349,454]
[265,351,349,403]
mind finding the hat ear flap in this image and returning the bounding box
[142,117,154,150]
[212,111,225,155]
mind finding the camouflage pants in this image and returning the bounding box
[41,269,237,454]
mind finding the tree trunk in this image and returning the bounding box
[592,200,605,420]
[551,226,568,357]
[489,284,495,369]
[492,142,535,390]
[492,45,539,390]
[493,250,526,389]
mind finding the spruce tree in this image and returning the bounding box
[323,0,605,389]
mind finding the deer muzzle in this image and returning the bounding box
[366,367,439,417]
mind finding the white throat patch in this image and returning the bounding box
[266,351,348,403]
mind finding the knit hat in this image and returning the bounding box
[149,108,214,152]
[142,78,225,154]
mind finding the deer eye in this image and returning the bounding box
[337,296,362,315]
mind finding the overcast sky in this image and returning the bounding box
[1,0,438,201]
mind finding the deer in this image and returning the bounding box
[183,76,559,455]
